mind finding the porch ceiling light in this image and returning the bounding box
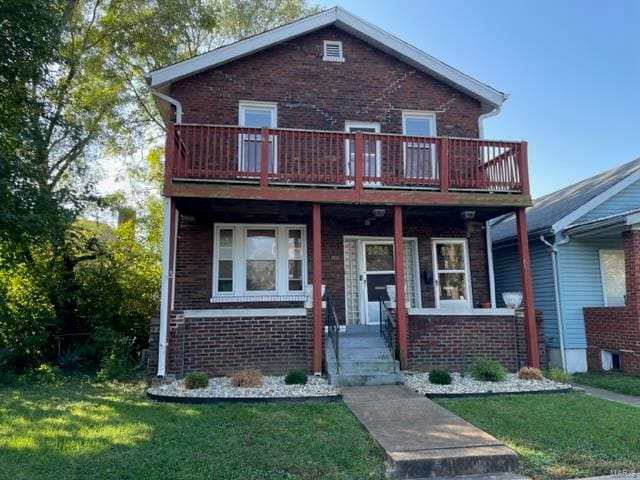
[461,210,476,220]
[373,208,386,218]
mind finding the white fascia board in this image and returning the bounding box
[626,212,640,227]
[552,168,640,234]
[147,7,506,109]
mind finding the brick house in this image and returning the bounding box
[147,7,543,384]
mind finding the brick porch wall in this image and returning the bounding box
[407,312,546,372]
[159,311,315,377]
[584,230,640,375]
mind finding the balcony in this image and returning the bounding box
[164,123,530,206]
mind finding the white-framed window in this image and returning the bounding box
[345,121,381,184]
[323,40,344,62]
[599,249,626,306]
[402,111,437,179]
[213,224,307,299]
[432,238,472,308]
[238,101,277,174]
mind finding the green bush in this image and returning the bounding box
[546,366,572,383]
[284,370,308,385]
[470,357,507,382]
[97,331,139,380]
[428,368,452,385]
[184,371,209,389]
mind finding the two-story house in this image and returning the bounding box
[146,7,544,385]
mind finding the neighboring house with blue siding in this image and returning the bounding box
[491,158,640,372]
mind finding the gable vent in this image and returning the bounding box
[323,40,344,62]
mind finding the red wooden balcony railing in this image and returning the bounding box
[166,123,529,195]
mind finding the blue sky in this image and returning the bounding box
[336,0,640,197]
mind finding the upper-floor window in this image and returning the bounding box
[323,40,345,62]
[238,101,277,174]
[402,111,437,179]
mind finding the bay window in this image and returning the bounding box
[213,224,306,300]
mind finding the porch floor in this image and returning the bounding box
[342,385,518,479]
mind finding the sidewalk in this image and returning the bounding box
[572,383,640,407]
[342,385,518,479]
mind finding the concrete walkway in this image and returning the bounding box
[342,385,518,479]
[572,383,640,407]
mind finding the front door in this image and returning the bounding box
[361,241,395,324]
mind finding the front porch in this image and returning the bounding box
[151,199,542,379]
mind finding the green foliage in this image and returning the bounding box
[545,366,573,383]
[183,371,209,389]
[470,357,507,382]
[428,368,452,385]
[573,371,640,396]
[284,370,308,385]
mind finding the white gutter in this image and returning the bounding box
[539,234,570,371]
[157,197,172,376]
[486,221,497,308]
[151,89,183,124]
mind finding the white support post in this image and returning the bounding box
[157,197,173,376]
[486,220,497,309]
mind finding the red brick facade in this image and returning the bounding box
[407,312,546,372]
[584,230,640,375]
[170,26,481,138]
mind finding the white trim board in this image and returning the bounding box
[408,308,514,317]
[184,308,307,318]
[551,168,640,234]
[146,7,506,111]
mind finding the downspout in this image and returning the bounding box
[485,221,497,308]
[150,89,183,124]
[478,105,502,139]
[540,234,570,371]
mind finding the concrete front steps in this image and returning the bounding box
[325,327,404,386]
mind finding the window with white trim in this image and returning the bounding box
[323,40,344,62]
[402,111,437,179]
[599,249,626,306]
[432,239,472,308]
[213,224,307,299]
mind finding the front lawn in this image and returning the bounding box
[0,378,385,480]
[437,392,640,480]
[574,371,640,397]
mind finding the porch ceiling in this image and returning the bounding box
[174,198,514,224]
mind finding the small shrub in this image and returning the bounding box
[285,370,308,385]
[428,368,452,385]
[184,372,209,389]
[470,357,507,382]
[518,366,544,381]
[231,369,263,387]
[545,366,573,383]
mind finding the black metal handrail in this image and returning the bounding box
[379,300,397,372]
[326,294,340,374]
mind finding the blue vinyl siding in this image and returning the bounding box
[577,179,640,222]
[555,237,623,349]
[493,241,559,347]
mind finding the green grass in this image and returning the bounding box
[574,371,640,397]
[0,378,385,480]
[436,392,640,480]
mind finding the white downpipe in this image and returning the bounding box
[151,89,183,124]
[485,221,497,308]
[540,234,571,371]
[157,197,172,377]
[478,105,502,139]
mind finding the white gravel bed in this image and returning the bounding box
[148,375,339,399]
[405,372,571,395]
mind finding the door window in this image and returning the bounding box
[402,112,436,179]
[345,122,381,182]
[239,102,277,174]
[432,239,472,308]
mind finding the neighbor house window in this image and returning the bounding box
[432,239,472,308]
[402,111,437,179]
[238,101,277,174]
[213,224,306,298]
[599,249,626,306]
